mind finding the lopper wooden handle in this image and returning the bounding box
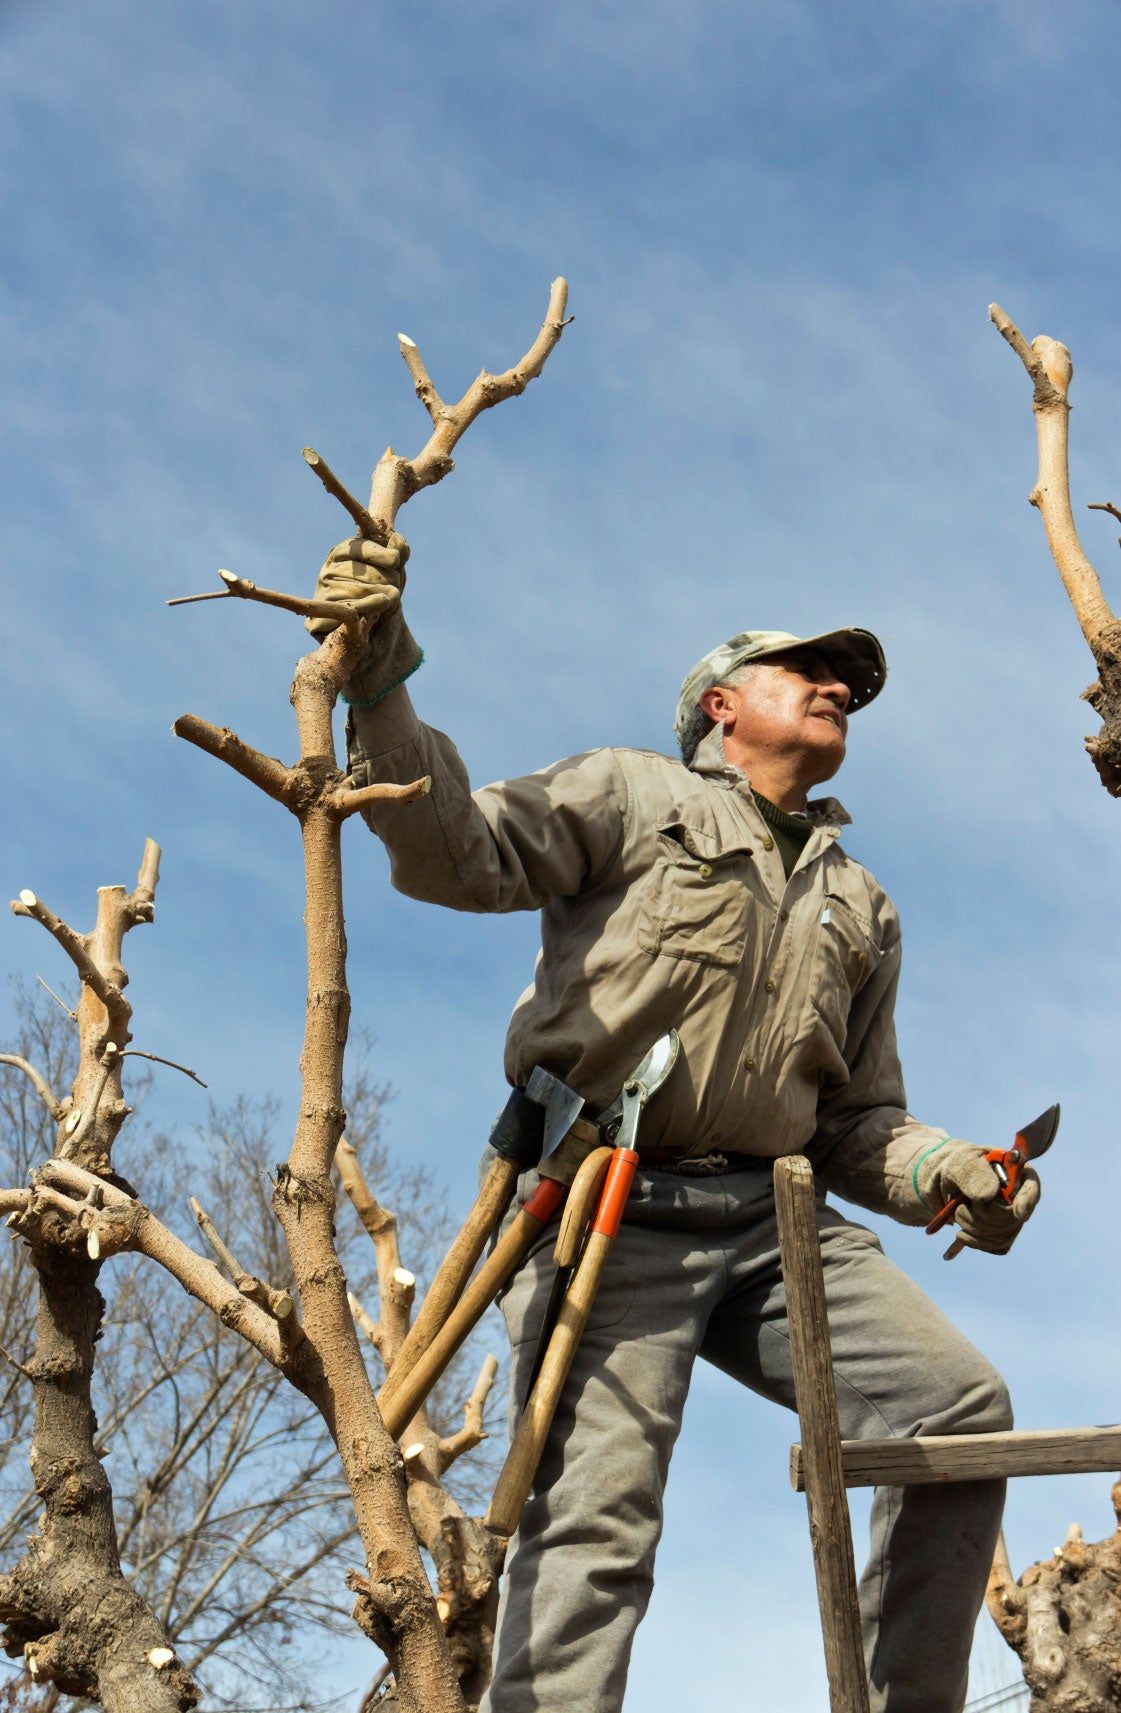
[378,1175,565,1439]
[381,1155,520,1403]
[485,1149,638,1540]
[554,1145,613,1266]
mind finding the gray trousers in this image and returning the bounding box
[480,1159,1011,1713]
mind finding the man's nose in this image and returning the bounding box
[822,676,850,711]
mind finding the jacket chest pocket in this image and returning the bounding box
[811,894,878,1045]
[637,822,755,969]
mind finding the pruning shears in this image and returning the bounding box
[925,1103,1060,1260]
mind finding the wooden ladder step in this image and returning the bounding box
[790,1424,1121,1491]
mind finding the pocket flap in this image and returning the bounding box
[658,821,754,863]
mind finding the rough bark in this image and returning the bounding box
[990,304,1121,794]
[987,1493,1121,1711]
[0,847,198,1712]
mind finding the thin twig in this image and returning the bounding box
[1088,501,1121,552]
[36,973,77,1019]
[0,1339,35,1379]
[0,1054,64,1121]
[359,1663,393,1713]
[121,1050,207,1089]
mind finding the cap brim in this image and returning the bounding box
[749,628,887,712]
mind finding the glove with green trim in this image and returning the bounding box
[916,1141,1040,1256]
[306,533,422,707]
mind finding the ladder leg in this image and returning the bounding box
[773,1157,871,1713]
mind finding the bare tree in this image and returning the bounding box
[0,280,568,1713]
[987,305,1121,1708]
[0,993,499,1712]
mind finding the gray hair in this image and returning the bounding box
[676,662,759,765]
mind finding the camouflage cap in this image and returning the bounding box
[673,627,888,740]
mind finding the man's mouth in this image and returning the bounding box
[811,708,845,733]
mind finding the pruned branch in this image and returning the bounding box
[128,837,162,924]
[436,1354,499,1473]
[990,302,1116,650]
[367,277,569,532]
[169,569,367,642]
[397,335,447,426]
[35,1161,288,1370]
[301,448,381,540]
[9,892,129,1039]
[188,1196,296,1326]
[329,776,432,818]
[304,278,570,543]
[171,715,296,807]
[991,301,1121,794]
[0,1056,65,1122]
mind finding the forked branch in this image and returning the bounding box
[305,277,570,540]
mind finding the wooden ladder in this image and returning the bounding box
[773,1156,1121,1713]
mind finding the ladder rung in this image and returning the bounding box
[790,1424,1121,1491]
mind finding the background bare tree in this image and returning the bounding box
[0,990,500,1712]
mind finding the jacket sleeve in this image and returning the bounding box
[345,688,628,913]
[810,930,950,1225]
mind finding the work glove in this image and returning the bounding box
[305,533,421,706]
[918,1142,1040,1256]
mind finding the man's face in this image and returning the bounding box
[701,648,852,781]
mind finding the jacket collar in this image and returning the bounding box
[686,723,852,830]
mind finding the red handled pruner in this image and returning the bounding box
[925,1103,1060,1260]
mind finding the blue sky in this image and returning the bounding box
[3,0,1121,1705]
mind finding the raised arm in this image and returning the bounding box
[347,687,627,913]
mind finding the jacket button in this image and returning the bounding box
[762,836,775,851]
[764,978,776,993]
[743,1055,756,1071]
[698,862,713,878]
[780,908,789,921]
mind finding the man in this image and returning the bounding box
[311,534,1040,1713]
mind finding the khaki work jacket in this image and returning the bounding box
[348,693,948,1224]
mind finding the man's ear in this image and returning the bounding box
[699,685,729,724]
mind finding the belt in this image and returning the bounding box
[639,1150,770,1177]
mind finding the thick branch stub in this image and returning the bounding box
[330,776,432,818]
[172,715,296,808]
[128,837,161,924]
[301,448,386,544]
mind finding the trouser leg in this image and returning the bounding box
[481,1170,720,1713]
[701,1195,1011,1713]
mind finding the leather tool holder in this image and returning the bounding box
[488,1088,547,1167]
